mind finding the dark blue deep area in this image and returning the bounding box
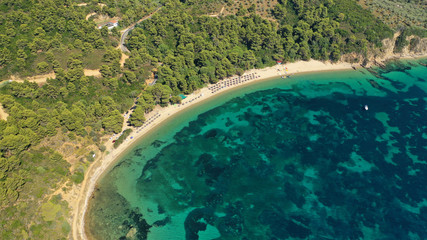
[87,60,427,240]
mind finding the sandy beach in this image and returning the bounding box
[72,59,355,240]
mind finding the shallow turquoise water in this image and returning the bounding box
[86,59,427,240]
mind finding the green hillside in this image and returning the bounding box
[358,0,426,30]
[124,0,392,94]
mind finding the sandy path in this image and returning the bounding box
[209,5,225,17]
[72,59,356,240]
[83,69,101,77]
[85,12,96,20]
[119,53,129,67]
[10,72,56,85]
[10,69,101,85]
[0,103,8,121]
[220,5,225,15]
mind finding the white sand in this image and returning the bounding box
[72,59,354,240]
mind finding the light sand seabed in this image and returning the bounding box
[72,59,355,240]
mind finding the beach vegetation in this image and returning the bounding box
[99,145,107,152]
[113,129,133,149]
[71,169,85,184]
[40,201,61,222]
[170,95,183,104]
[393,27,426,53]
[128,106,146,127]
[394,29,409,53]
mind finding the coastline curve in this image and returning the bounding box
[72,59,391,240]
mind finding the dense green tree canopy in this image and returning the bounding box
[128,106,146,127]
[124,0,392,95]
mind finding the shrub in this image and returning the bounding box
[113,129,132,148]
[36,62,50,73]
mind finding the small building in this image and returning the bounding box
[98,20,119,30]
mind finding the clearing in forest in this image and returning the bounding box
[92,15,120,28]
[221,0,280,20]
[9,69,101,85]
[0,103,8,121]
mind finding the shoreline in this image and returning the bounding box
[71,57,419,240]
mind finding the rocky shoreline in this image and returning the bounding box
[342,33,427,68]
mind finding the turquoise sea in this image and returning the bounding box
[86,59,427,240]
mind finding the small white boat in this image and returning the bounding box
[364,105,369,111]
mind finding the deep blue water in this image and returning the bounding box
[87,59,427,240]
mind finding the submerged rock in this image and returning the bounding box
[125,227,137,240]
[151,140,166,148]
[368,79,381,89]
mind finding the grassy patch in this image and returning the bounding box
[71,169,84,184]
[83,49,106,69]
[52,48,105,70]
[40,201,61,222]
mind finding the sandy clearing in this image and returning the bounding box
[10,72,56,85]
[10,69,101,85]
[0,103,8,121]
[119,53,129,67]
[85,12,96,21]
[83,69,101,77]
[208,5,225,17]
